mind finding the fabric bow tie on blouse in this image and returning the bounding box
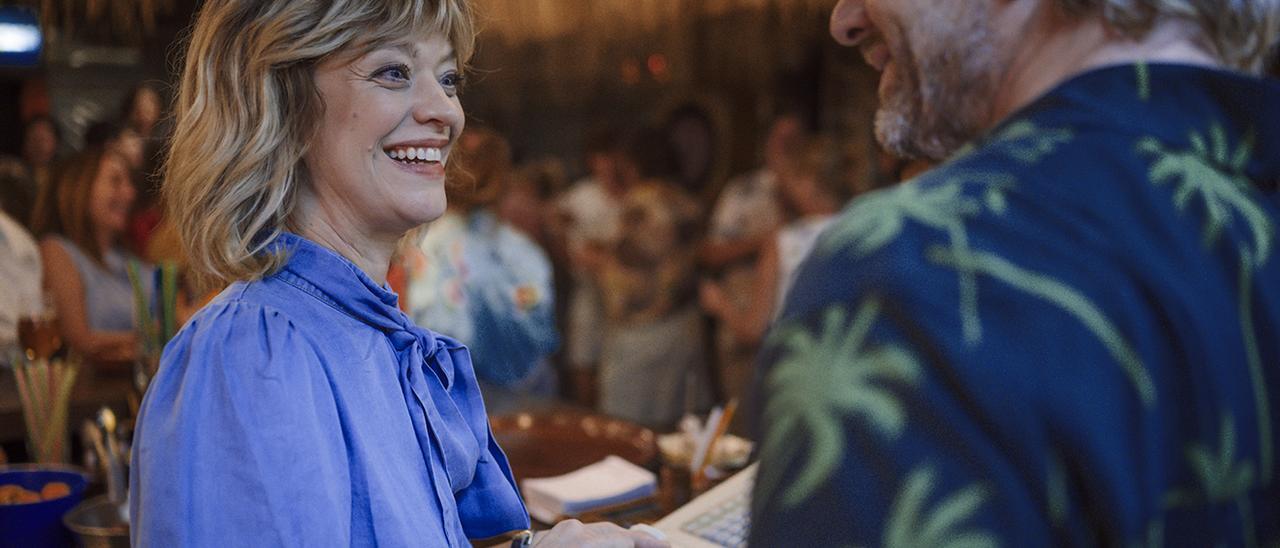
[272,233,529,540]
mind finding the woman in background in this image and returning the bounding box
[400,126,560,414]
[119,83,163,143]
[83,120,146,172]
[0,116,61,227]
[31,147,146,365]
[130,1,663,546]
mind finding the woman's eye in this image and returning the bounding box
[373,64,411,83]
[439,71,464,93]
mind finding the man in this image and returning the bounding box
[699,113,802,423]
[554,127,629,406]
[751,0,1280,545]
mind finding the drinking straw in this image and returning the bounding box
[44,359,80,462]
[693,399,739,489]
[689,406,722,477]
[12,357,82,463]
[127,260,156,357]
[161,262,178,343]
[11,361,38,456]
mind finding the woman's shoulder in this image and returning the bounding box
[38,233,75,255]
[161,288,327,382]
[175,288,304,344]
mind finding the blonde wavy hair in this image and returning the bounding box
[165,0,476,290]
[1058,0,1279,73]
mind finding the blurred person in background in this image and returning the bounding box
[83,120,147,173]
[553,126,629,407]
[702,135,858,350]
[699,112,804,418]
[0,116,61,228]
[497,158,566,247]
[596,127,712,429]
[30,147,147,367]
[750,0,1280,544]
[118,83,170,258]
[0,207,43,360]
[400,127,560,414]
[120,83,163,143]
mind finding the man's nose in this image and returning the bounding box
[830,0,871,47]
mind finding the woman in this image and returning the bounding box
[31,147,145,365]
[117,84,170,255]
[119,83,163,142]
[399,127,560,414]
[0,116,60,228]
[83,120,146,172]
[130,2,664,546]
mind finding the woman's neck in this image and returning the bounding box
[95,230,115,256]
[294,195,397,286]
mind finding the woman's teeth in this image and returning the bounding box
[385,146,442,163]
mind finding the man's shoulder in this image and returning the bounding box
[782,120,1138,338]
[810,116,1135,260]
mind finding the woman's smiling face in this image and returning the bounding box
[302,33,464,240]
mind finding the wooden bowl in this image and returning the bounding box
[490,410,657,482]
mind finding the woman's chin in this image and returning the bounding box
[395,200,448,231]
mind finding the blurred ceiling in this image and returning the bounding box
[30,0,181,44]
[13,0,838,46]
[477,0,837,43]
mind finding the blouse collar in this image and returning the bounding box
[268,232,453,387]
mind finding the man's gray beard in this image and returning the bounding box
[874,12,999,162]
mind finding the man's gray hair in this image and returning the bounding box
[1058,0,1279,73]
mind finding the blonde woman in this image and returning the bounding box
[130,2,665,546]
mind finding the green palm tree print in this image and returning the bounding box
[1138,125,1273,266]
[882,465,998,548]
[758,298,922,509]
[1140,125,1273,481]
[1186,414,1258,548]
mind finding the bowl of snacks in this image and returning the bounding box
[0,465,91,548]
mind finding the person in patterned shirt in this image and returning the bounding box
[751,0,1280,546]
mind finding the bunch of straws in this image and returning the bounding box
[12,356,81,463]
[128,259,179,385]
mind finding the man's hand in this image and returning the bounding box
[533,520,669,548]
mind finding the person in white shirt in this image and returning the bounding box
[552,128,630,406]
[698,113,805,416]
[702,135,860,351]
[0,208,44,358]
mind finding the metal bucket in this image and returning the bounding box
[62,495,128,548]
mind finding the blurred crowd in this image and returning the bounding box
[1,83,173,373]
[1,83,915,432]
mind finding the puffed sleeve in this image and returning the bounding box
[130,300,351,547]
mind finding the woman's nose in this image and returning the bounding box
[412,80,463,137]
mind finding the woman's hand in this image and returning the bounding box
[533,520,669,548]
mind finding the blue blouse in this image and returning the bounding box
[130,233,529,546]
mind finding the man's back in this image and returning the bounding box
[751,63,1280,546]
